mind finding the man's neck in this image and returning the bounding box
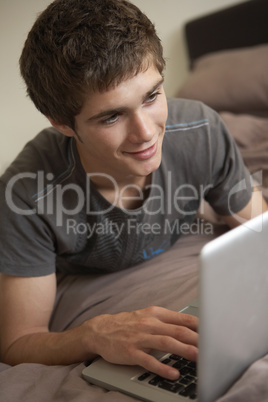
[92,174,152,210]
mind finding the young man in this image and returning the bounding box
[0,0,266,381]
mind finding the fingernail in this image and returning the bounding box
[168,369,179,380]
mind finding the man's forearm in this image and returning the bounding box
[2,323,97,366]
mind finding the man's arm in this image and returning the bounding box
[0,273,95,365]
[221,187,268,228]
[0,273,198,380]
[198,188,268,228]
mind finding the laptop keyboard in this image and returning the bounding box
[136,354,197,400]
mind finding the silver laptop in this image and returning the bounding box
[82,212,268,402]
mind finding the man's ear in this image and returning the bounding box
[46,117,75,137]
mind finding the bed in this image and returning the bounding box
[178,0,268,203]
[1,1,268,401]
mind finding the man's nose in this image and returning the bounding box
[127,111,154,143]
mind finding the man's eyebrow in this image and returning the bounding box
[87,106,127,122]
[87,77,164,122]
[143,77,164,102]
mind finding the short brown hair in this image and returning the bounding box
[20,0,165,128]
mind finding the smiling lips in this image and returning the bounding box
[125,142,157,160]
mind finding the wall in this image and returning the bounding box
[0,0,246,174]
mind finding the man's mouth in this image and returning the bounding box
[124,142,157,160]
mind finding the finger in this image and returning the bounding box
[143,306,199,331]
[135,350,181,381]
[158,323,199,347]
[135,314,198,346]
[176,312,199,332]
[134,349,197,382]
[141,334,198,362]
[141,320,198,347]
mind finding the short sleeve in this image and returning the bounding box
[204,112,252,215]
[0,179,56,277]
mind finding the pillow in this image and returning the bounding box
[177,45,268,113]
[219,112,268,148]
[219,111,268,203]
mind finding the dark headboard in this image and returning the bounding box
[184,0,268,67]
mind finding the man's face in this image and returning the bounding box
[73,65,168,184]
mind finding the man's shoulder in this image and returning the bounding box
[0,128,75,205]
[162,98,224,171]
[166,97,217,127]
[24,127,70,161]
[1,127,71,180]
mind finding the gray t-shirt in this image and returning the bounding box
[0,99,252,276]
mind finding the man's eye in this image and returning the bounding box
[146,91,161,104]
[102,113,120,125]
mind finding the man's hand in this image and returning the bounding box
[84,306,198,380]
